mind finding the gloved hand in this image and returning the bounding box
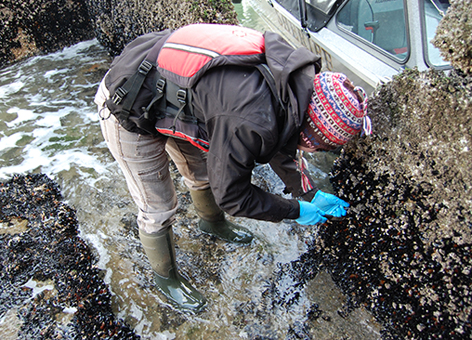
[312,190,350,218]
[296,201,327,225]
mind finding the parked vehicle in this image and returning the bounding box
[241,0,450,93]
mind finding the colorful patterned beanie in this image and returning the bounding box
[299,72,371,151]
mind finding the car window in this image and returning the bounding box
[423,0,450,67]
[336,0,408,60]
[275,0,343,31]
[306,0,339,14]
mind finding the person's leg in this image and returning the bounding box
[100,115,205,312]
[100,115,177,234]
[166,138,253,244]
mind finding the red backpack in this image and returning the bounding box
[105,24,282,151]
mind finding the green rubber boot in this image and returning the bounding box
[139,228,206,313]
[189,188,253,244]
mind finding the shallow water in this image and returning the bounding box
[0,1,382,338]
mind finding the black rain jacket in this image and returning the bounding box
[103,29,322,222]
[191,31,321,222]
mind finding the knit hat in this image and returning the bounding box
[299,72,371,151]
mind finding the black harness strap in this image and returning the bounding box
[112,43,162,122]
[143,77,166,120]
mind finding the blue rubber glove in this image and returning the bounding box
[312,191,350,218]
[296,201,327,225]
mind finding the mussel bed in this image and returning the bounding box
[0,174,140,339]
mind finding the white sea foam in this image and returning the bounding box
[82,231,111,270]
[5,108,37,127]
[23,39,101,66]
[44,68,71,79]
[21,278,54,298]
[48,150,109,175]
[0,39,109,184]
[0,132,24,151]
[0,81,24,99]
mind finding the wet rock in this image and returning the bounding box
[85,0,239,56]
[432,0,472,74]
[0,0,94,68]
[1,0,238,68]
[255,68,472,339]
[0,174,139,339]
[357,68,472,247]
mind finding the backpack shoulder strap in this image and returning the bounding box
[109,42,162,123]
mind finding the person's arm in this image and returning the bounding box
[207,117,299,223]
[207,120,340,225]
[195,66,326,224]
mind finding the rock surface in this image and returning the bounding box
[262,68,472,339]
[85,0,238,56]
[0,0,238,68]
[0,0,94,68]
[352,68,472,247]
[432,0,472,74]
[0,174,140,339]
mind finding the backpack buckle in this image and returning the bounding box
[112,87,128,105]
[177,89,187,104]
[156,78,166,93]
[138,60,153,75]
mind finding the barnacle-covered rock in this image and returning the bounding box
[84,0,238,56]
[432,0,472,74]
[0,0,238,68]
[0,0,94,68]
[350,67,472,247]
[328,67,472,338]
[259,67,472,339]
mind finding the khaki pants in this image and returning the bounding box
[100,114,210,234]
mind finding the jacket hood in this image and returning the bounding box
[263,31,321,155]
